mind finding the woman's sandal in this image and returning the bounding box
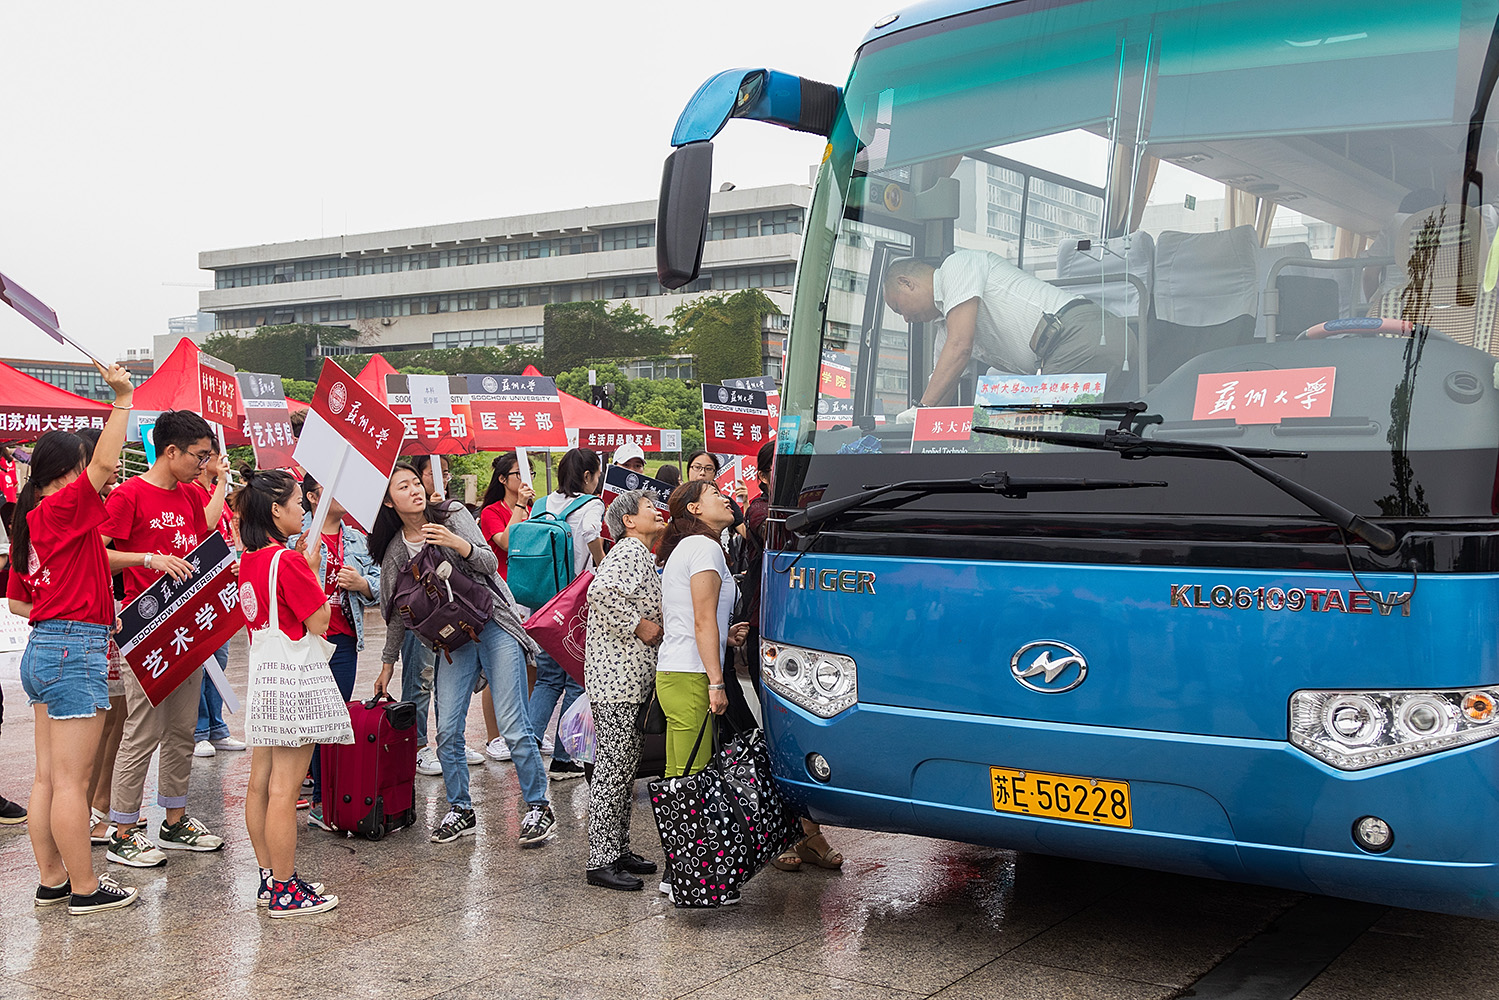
[795,833,844,870]
[771,847,803,872]
[89,807,111,845]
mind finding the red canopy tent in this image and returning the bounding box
[0,361,112,441]
[354,354,400,396]
[133,337,249,446]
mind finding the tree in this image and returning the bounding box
[200,324,358,380]
[670,289,778,386]
[555,363,632,415]
[554,364,703,455]
[542,301,670,375]
[282,378,317,403]
[336,344,539,378]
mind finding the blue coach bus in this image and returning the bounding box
[657,0,1499,918]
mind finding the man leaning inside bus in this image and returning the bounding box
[882,251,1134,420]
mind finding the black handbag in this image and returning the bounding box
[717,715,802,873]
[648,714,753,908]
[636,688,667,735]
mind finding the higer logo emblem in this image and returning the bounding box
[1010,641,1088,694]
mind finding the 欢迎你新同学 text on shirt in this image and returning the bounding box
[100,476,209,603]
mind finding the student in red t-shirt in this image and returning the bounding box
[190,438,246,761]
[292,472,380,832]
[476,452,535,760]
[233,468,345,916]
[99,409,230,868]
[6,362,141,915]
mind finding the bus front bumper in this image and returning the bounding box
[762,692,1499,919]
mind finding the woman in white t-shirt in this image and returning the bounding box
[655,480,749,779]
[527,448,605,778]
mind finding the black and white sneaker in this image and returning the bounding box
[68,874,139,915]
[517,803,556,847]
[430,808,477,844]
[548,760,587,781]
[34,880,70,907]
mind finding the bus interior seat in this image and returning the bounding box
[1055,231,1155,319]
[1369,203,1498,353]
[1257,242,1343,337]
[1149,225,1259,384]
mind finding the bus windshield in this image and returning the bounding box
[780,0,1499,520]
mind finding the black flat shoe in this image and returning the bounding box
[586,863,644,891]
[617,850,659,875]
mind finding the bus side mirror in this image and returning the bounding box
[657,142,714,290]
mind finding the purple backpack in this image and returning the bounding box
[390,544,494,661]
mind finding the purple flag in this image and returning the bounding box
[0,272,64,343]
[0,271,102,364]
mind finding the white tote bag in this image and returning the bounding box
[245,549,355,748]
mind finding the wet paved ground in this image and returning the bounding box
[3,620,1497,1000]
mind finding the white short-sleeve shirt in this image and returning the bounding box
[657,534,737,674]
[543,491,603,579]
[932,249,1073,374]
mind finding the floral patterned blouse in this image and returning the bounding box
[584,537,662,703]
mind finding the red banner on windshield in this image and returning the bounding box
[1192,367,1336,424]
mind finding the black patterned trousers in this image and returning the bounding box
[588,701,644,870]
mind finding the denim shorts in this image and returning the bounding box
[19,620,112,720]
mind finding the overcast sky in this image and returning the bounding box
[0,1,891,365]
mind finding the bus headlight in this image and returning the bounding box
[761,640,856,718]
[1289,688,1499,770]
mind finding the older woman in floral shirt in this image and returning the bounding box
[583,490,666,891]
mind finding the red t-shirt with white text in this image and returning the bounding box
[238,546,328,642]
[100,476,209,602]
[5,475,112,625]
[321,531,354,637]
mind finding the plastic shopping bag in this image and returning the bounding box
[558,691,595,763]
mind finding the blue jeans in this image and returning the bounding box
[401,630,433,746]
[310,633,358,805]
[528,649,583,764]
[432,626,548,811]
[195,643,232,742]
[20,620,110,720]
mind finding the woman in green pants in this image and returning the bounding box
[655,480,749,779]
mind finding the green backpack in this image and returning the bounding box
[506,494,600,607]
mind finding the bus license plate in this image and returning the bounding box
[989,767,1132,828]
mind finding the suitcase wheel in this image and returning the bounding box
[364,822,385,842]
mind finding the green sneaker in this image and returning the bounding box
[106,828,167,868]
[157,816,225,852]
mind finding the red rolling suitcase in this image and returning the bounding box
[321,694,419,840]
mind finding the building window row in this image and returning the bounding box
[707,209,803,241]
[213,210,805,290]
[432,326,545,349]
[212,265,796,331]
[621,356,696,380]
[213,212,775,291]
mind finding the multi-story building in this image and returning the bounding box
[5,357,155,400]
[186,185,810,378]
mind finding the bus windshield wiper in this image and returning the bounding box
[783,471,1167,534]
[972,424,1400,554]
